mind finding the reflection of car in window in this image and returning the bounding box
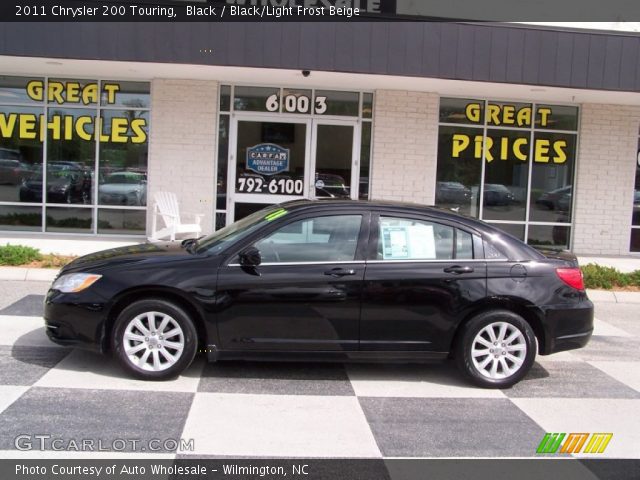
[0,159,23,185]
[314,173,350,198]
[20,167,92,204]
[99,171,147,206]
[0,148,26,185]
[435,181,472,205]
[482,184,517,206]
[536,186,572,211]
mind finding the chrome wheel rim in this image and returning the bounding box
[471,322,527,379]
[123,311,184,372]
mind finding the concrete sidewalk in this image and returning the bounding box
[578,256,640,273]
[0,267,59,282]
[1,266,640,303]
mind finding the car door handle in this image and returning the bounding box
[443,265,475,274]
[324,268,356,277]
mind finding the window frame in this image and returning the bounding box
[224,209,371,266]
[0,75,151,237]
[435,95,580,251]
[630,129,640,253]
[366,211,483,263]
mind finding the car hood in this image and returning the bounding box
[60,242,198,274]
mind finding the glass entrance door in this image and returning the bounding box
[229,118,311,221]
[228,117,359,223]
[311,121,359,200]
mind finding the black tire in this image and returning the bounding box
[112,298,197,380]
[455,310,536,389]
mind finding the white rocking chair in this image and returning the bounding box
[149,191,204,242]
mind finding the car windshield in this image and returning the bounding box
[195,205,287,255]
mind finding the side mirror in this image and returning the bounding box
[238,247,261,268]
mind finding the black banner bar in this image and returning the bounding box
[2,459,640,480]
[2,0,640,22]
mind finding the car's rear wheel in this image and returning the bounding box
[455,310,536,388]
[112,299,197,380]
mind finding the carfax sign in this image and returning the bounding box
[246,144,290,175]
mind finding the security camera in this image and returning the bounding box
[302,70,311,77]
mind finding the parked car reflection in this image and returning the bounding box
[482,184,518,206]
[435,181,471,205]
[314,173,350,198]
[0,148,29,185]
[20,166,92,204]
[99,171,147,206]
[536,186,572,212]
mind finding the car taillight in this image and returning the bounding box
[556,267,585,290]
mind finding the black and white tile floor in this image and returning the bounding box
[0,281,638,459]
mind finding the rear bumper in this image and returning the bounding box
[538,299,594,355]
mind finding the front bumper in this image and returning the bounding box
[44,289,108,353]
[538,299,594,355]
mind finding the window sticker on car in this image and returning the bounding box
[265,208,287,222]
[381,223,436,260]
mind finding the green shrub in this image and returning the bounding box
[582,263,640,290]
[0,244,42,266]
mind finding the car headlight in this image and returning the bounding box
[51,273,102,293]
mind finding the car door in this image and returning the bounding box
[216,211,369,352]
[360,212,487,352]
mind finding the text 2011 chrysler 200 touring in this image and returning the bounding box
[44,200,593,388]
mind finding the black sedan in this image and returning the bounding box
[44,200,593,388]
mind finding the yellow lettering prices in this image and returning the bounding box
[451,133,567,164]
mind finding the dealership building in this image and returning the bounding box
[0,21,639,255]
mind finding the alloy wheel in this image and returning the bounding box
[123,311,185,372]
[470,321,527,379]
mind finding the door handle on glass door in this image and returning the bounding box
[324,268,356,277]
[443,265,475,274]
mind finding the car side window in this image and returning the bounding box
[456,229,474,259]
[378,216,455,260]
[484,239,508,260]
[254,214,362,263]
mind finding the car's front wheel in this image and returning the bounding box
[455,310,536,388]
[112,299,197,380]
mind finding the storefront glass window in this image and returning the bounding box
[630,130,640,252]
[529,132,576,223]
[0,205,41,231]
[314,90,359,116]
[360,122,371,199]
[482,129,529,222]
[219,85,231,112]
[0,76,44,104]
[0,76,150,235]
[234,86,280,112]
[216,85,372,229]
[435,125,482,217]
[436,98,578,250]
[0,105,44,203]
[362,93,373,119]
[101,81,150,108]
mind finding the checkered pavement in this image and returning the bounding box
[0,280,638,459]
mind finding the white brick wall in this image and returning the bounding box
[148,79,218,235]
[573,104,640,255]
[370,90,439,205]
